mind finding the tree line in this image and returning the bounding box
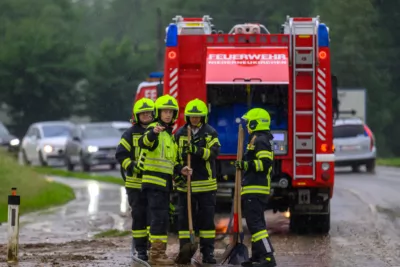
[0,0,399,156]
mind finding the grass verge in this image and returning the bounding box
[376,158,400,167]
[94,229,130,238]
[33,167,124,186]
[0,150,75,223]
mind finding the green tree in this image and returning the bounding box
[0,0,86,136]
[84,37,153,121]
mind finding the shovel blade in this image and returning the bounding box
[222,243,249,266]
[175,242,198,264]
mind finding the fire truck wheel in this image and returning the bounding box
[289,208,330,235]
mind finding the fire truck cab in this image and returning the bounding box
[158,15,336,234]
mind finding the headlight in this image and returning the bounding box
[9,138,20,146]
[321,162,330,171]
[43,145,53,153]
[87,146,99,153]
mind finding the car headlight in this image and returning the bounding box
[87,146,99,153]
[43,145,53,153]
[321,162,330,171]
[9,138,20,146]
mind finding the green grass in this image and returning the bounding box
[33,167,124,186]
[0,150,75,223]
[377,158,400,167]
[94,229,131,238]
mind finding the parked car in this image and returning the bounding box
[110,121,132,134]
[333,117,376,172]
[20,121,74,166]
[64,123,121,172]
[0,121,20,155]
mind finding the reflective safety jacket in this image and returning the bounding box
[138,122,180,192]
[115,124,146,189]
[241,131,274,196]
[174,124,220,193]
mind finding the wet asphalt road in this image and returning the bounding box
[1,166,400,266]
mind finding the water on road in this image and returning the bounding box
[1,167,400,267]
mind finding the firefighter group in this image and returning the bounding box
[115,94,277,267]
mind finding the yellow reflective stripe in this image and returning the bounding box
[207,137,220,148]
[179,231,190,239]
[202,148,211,160]
[147,226,150,235]
[125,176,142,189]
[256,150,273,160]
[142,175,167,187]
[252,229,269,242]
[199,230,216,239]
[145,157,174,174]
[192,184,218,193]
[143,135,154,147]
[191,179,216,186]
[122,158,132,170]
[241,185,270,195]
[120,138,131,152]
[253,159,264,172]
[169,203,175,211]
[150,235,168,243]
[132,229,148,238]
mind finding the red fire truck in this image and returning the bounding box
[137,15,338,234]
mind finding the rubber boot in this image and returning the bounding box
[201,243,216,264]
[148,241,175,265]
[137,250,148,261]
[242,254,276,267]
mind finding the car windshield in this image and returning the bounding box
[0,123,10,136]
[82,126,121,139]
[334,124,365,138]
[42,125,72,138]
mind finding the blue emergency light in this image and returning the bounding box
[166,23,178,47]
[149,72,163,79]
[318,23,329,47]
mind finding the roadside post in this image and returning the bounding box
[7,187,20,264]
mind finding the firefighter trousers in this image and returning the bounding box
[127,188,150,253]
[145,188,170,244]
[178,191,216,256]
[242,195,274,260]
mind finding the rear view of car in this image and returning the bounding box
[333,118,376,172]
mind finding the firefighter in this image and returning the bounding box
[174,98,221,264]
[138,94,192,265]
[235,108,277,267]
[115,97,154,261]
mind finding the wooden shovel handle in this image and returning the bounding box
[186,126,194,234]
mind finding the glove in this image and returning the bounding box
[131,162,141,174]
[235,160,249,171]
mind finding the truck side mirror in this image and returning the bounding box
[331,75,339,119]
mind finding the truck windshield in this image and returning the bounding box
[334,124,365,138]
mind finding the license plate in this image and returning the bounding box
[185,23,203,27]
[341,145,360,151]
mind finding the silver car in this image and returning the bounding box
[333,117,376,172]
[64,123,121,171]
[20,121,74,166]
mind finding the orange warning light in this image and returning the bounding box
[168,51,177,59]
[319,51,327,60]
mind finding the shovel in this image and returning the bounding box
[175,126,198,264]
[220,124,249,265]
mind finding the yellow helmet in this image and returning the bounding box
[242,108,271,132]
[184,98,208,123]
[154,94,179,122]
[133,98,155,122]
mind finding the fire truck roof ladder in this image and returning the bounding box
[288,16,320,180]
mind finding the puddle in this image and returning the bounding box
[0,176,129,244]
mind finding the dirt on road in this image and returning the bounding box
[1,168,400,267]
